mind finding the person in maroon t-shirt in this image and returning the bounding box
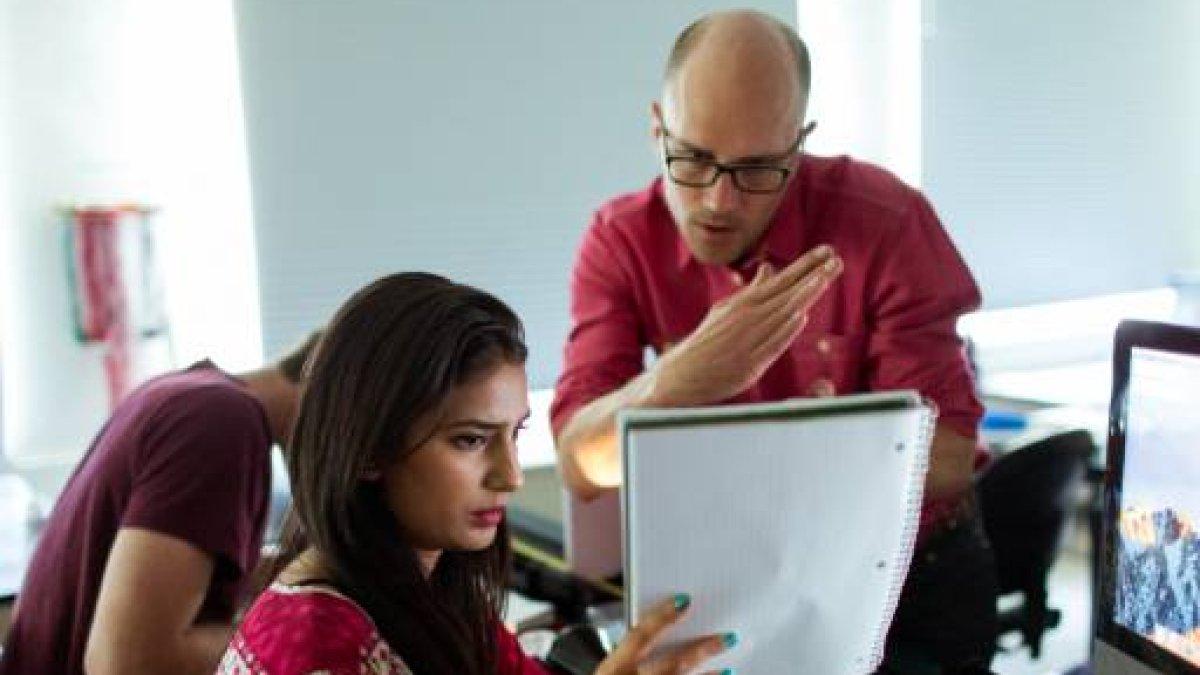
[1,335,319,675]
[552,10,997,673]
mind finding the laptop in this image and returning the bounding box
[1095,320,1200,674]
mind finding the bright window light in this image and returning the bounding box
[117,2,263,371]
[959,288,1179,372]
[797,0,922,185]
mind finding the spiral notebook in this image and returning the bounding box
[621,391,934,674]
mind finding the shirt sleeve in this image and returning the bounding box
[865,189,984,439]
[550,211,647,437]
[122,384,270,578]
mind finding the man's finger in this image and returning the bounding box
[743,245,834,305]
[753,261,773,285]
[752,253,839,334]
[725,260,774,306]
[744,249,840,317]
[764,244,834,294]
[750,306,807,363]
[783,255,841,316]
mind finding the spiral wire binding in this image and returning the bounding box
[863,404,934,672]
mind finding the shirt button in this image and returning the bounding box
[810,378,836,398]
[816,336,832,357]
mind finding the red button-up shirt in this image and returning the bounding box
[551,155,985,531]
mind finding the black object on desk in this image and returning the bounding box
[506,465,622,622]
[977,428,1094,657]
[543,623,608,675]
[508,533,621,625]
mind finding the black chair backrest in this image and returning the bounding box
[977,429,1094,594]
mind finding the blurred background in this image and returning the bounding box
[1,2,1198,672]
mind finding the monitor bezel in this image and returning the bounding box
[1097,319,1200,675]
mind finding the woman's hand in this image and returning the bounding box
[594,594,736,675]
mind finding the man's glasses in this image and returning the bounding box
[661,121,815,194]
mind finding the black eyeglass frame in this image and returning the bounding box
[660,121,817,194]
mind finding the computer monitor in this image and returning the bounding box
[1095,320,1200,674]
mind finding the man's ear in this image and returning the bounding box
[650,100,664,140]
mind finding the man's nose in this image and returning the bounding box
[703,169,741,213]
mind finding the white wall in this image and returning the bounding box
[0,0,260,501]
[236,0,797,390]
[799,0,1200,311]
[0,0,11,470]
[922,0,1200,309]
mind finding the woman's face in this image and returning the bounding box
[383,360,529,565]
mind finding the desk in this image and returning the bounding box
[0,473,39,644]
[982,360,1112,410]
[980,359,1110,459]
[0,474,38,601]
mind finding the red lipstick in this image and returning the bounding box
[470,508,504,527]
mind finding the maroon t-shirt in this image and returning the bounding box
[1,361,271,675]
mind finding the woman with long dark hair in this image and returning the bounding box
[216,273,732,674]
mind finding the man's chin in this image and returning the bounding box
[679,222,751,266]
[687,240,744,267]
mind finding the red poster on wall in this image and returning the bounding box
[65,205,167,408]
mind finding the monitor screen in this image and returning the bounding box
[1113,346,1200,668]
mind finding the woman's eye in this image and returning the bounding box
[454,434,488,451]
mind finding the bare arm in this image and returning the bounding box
[84,528,232,675]
[557,246,842,500]
[556,368,663,500]
[926,423,977,500]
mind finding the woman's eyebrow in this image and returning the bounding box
[444,410,532,430]
[444,419,504,430]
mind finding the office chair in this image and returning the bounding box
[976,428,1094,658]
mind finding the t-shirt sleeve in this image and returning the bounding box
[550,211,647,437]
[122,384,270,577]
[865,189,985,439]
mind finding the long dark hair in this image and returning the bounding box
[277,272,527,674]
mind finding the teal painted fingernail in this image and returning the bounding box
[720,669,735,675]
[673,593,691,611]
[722,632,739,648]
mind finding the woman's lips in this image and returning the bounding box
[470,507,505,527]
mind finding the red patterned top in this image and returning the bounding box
[218,584,548,674]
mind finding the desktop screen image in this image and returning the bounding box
[1115,347,1200,667]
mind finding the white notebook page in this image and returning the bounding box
[622,392,932,674]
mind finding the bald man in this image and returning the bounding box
[552,10,997,673]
